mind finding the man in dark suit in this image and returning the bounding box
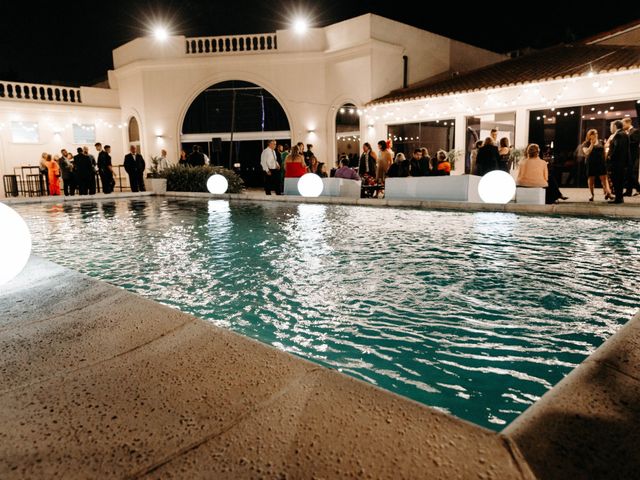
[124,145,140,192]
[188,145,205,167]
[98,144,115,194]
[74,147,94,195]
[135,148,146,191]
[622,117,640,196]
[607,120,630,204]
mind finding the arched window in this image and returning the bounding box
[128,117,140,145]
[181,80,290,188]
[335,103,360,168]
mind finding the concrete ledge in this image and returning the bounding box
[0,257,535,479]
[504,312,640,480]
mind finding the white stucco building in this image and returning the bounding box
[1,14,639,196]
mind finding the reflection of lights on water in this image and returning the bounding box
[208,200,231,214]
[0,202,32,285]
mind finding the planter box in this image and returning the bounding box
[385,175,482,202]
[146,178,167,194]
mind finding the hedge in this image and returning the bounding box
[161,165,244,193]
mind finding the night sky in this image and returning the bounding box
[0,1,637,86]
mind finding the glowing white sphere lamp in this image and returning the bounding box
[207,174,229,194]
[293,18,308,34]
[0,202,32,285]
[153,26,169,41]
[297,173,323,197]
[478,170,517,204]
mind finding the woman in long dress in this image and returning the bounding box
[46,154,61,195]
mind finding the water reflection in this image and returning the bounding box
[101,201,116,218]
[79,202,99,220]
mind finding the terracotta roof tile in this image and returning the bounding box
[368,45,640,105]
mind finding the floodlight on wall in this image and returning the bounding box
[297,173,323,197]
[207,174,229,194]
[478,171,516,204]
[293,18,308,34]
[0,202,32,285]
[153,26,169,41]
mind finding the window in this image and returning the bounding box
[465,113,516,173]
[73,124,96,144]
[11,121,39,143]
[387,120,455,159]
[529,100,639,187]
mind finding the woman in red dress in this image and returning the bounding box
[46,154,61,195]
[284,145,308,178]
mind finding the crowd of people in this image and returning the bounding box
[259,141,325,195]
[517,118,639,204]
[38,143,116,196]
[36,143,168,196]
[33,119,639,204]
[258,139,453,196]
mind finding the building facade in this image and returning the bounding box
[1,15,639,196]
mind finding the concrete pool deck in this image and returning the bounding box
[1,257,535,479]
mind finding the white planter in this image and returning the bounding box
[146,178,167,194]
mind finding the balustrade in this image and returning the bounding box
[0,81,82,104]
[186,33,277,55]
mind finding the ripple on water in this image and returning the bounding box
[17,198,640,431]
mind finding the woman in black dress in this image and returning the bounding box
[498,137,511,172]
[582,129,612,201]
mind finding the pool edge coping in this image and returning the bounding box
[3,191,640,219]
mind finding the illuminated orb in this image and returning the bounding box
[297,173,323,197]
[207,174,229,194]
[0,202,32,285]
[478,170,516,204]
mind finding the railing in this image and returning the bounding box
[186,33,277,55]
[0,81,82,104]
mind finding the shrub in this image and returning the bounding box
[161,165,244,193]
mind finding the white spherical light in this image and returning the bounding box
[207,174,228,194]
[297,173,323,197]
[478,170,516,204]
[0,202,32,285]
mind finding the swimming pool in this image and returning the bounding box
[16,198,640,430]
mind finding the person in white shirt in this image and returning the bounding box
[158,149,170,171]
[260,139,281,195]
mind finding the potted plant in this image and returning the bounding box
[446,149,462,172]
[509,148,525,171]
[146,156,167,194]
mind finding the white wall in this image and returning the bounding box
[0,101,124,197]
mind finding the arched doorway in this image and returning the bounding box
[181,80,290,187]
[128,117,140,147]
[335,103,360,168]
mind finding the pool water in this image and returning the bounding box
[16,198,640,430]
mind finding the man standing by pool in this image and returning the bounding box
[260,139,281,195]
[607,120,630,204]
[124,145,142,192]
